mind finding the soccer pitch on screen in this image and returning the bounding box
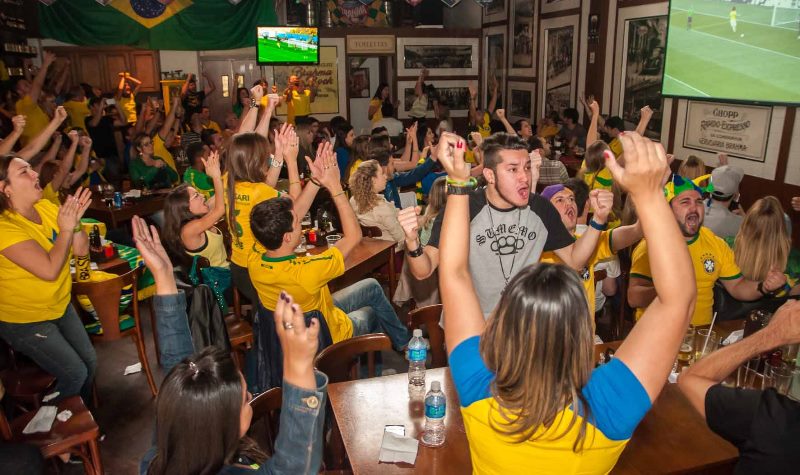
[256,27,318,65]
[663,0,800,104]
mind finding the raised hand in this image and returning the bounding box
[11,115,25,134]
[717,152,729,166]
[469,131,483,148]
[132,215,173,279]
[79,135,92,149]
[398,206,422,242]
[530,149,542,191]
[763,268,788,293]
[640,105,653,122]
[42,51,56,67]
[496,109,506,120]
[589,100,600,117]
[589,189,614,224]
[274,123,290,160]
[604,132,668,199]
[436,131,469,182]
[792,197,800,212]
[67,129,80,143]
[250,84,264,104]
[274,291,319,388]
[266,94,280,110]
[306,141,339,191]
[468,81,477,99]
[284,127,300,164]
[54,106,68,124]
[57,187,92,232]
[405,122,418,144]
[201,150,221,179]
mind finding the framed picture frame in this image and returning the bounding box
[396,80,472,119]
[396,37,480,77]
[541,0,579,14]
[483,25,507,111]
[539,15,578,119]
[508,0,537,78]
[482,0,508,25]
[682,100,771,163]
[507,81,536,124]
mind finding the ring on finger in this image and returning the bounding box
[283,321,294,330]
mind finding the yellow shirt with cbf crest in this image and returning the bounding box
[224,180,280,267]
[248,246,353,343]
[0,200,72,323]
[630,226,741,325]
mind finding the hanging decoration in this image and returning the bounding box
[440,0,462,7]
[473,0,493,7]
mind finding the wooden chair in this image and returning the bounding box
[314,333,391,384]
[0,395,103,475]
[247,386,282,456]
[225,312,253,372]
[407,304,447,369]
[0,340,56,414]
[71,266,158,397]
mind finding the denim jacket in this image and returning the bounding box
[141,292,328,475]
[383,156,437,208]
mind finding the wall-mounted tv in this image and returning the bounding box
[662,0,800,105]
[256,26,319,66]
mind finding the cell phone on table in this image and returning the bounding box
[384,425,405,437]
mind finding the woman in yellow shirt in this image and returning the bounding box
[0,154,96,402]
[368,83,391,124]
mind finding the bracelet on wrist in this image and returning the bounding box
[445,177,476,187]
[250,98,257,108]
[309,177,322,187]
[289,180,300,186]
[73,224,83,233]
[588,219,608,231]
[407,242,424,258]
[331,190,346,198]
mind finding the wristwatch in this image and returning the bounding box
[407,242,424,258]
[269,155,284,168]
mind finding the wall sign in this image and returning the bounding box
[683,101,772,163]
[346,35,395,54]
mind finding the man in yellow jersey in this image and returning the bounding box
[248,150,409,349]
[283,75,316,125]
[730,7,737,34]
[539,183,642,318]
[14,51,56,147]
[115,72,141,124]
[467,80,497,138]
[200,106,221,134]
[629,174,786,326]
[62,85,91,133]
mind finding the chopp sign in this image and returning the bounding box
[683,101,772,162]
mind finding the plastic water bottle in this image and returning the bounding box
[422,380,446,447]
[407,329,426,398]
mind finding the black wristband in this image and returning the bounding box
[407,243,424,258]
[757,281,775,297]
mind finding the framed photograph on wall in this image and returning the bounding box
[507,81,536,123]
[483,25,507,111]
[483,0,508,25]
[683,101,771,163]
[396,80,472,119]
[619,15,667,140]
[509,0,537,77]
[539,15,578,119]
[396,37,480,77]
[541,0,579,14]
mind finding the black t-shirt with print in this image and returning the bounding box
[182,90,206,120]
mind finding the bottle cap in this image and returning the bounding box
[431,381,441,391]
[413,329,422,337]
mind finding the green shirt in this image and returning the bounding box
[183,167,215,199]
[130,156,178,189]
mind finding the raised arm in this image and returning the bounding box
[486,80,498,115]
[29,51,56,103]
[33,132,62,174]
[316,145,362,258]
[415,69,427,98]
[159,97,180,141]
[255,93,279,139]
[181,73,193,98]
[237,85,263,134]
[552,189,611,270]
[115,73,127,100]
[437,131,485,352]
[610,133,696,401]
[634,106,654,136]
[18,107,68,161]
[496,109,516,135]
[722,269,787,302]
[66,136,93,188]
[49,131,80,191]
[273,123,299,197]
[180,152,225,242]
[307,78,317,103]
[0,116,26,155]
[202,71,216,96]
[468,81,479,126]
[586,100,600,145]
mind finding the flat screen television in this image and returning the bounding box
[256,26,319,65]
[662,0,800,105]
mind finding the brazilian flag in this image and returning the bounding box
[39,0,277,50]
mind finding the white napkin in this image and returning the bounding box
[124,189,142,199]
[722,330,743,346]
[124,362,142,375]
[378,431,419,465]
[22,405,57,434]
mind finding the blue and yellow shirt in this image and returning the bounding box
[450,336,651,474]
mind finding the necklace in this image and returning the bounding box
[487,206,523,286]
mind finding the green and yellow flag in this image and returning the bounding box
[39,0,277,50]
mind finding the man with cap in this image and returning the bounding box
[628,174,787,326]
[539,183,642,318]
[283,75,316,125]
[704,165,745,240]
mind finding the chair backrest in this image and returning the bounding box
[71,266,141,341]
[248,386,282,456]
[360,225,383,238]
[594,269,608,282]
[314,334,391,384]
[408,304,447,369]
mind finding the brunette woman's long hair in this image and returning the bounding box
[344,135,371,183]
[146,347,266,475]
[226,133,271,250]
[480,263,595,452]
[162,184,198,264]
[734,196,791,282]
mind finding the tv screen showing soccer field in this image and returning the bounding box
[663,0,800,104]
[256,27,319,65]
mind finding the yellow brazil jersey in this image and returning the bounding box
[42,183,61,206]
[248,246,353,343]
[609,137,623,158]
[347,159,363,181]
[369,98,383,124]
[541,230,615,317]
[450,336,651,475]
[287,89,312,124]
[118,96,137,124]
[630,227,741,325]
[203,120,222,134]
[477,111,491,138]
[62,99,91,132]
[153,133,177,173]
[730,10,736,21]
[0,200,72,323]
[224,180,279,267]
[15,96,50,147]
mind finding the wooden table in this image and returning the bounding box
[307,238,397,300]
[83,193,166,229]
[329,323,747,474]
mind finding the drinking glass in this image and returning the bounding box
[736,360,762,389]
[325,234,342,247]
[763,360,793,395]
[695,329,719,362]
[677,326,695,366]
[787,367,800,402]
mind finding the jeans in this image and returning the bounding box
[333,278,410,351]
[0,304,97,402]
[231,262,259,310]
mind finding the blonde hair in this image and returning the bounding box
[420,176,447,230]
[348,160,382,214]
[734,196,790,281]
[678,155,705,180]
